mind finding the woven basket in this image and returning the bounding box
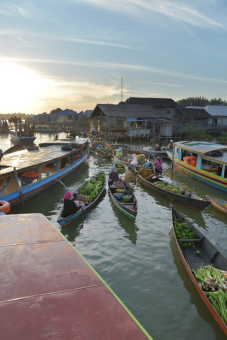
[114,181,124,188]
[79,194,88,202]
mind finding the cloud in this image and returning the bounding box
[1,56,226,84]
[72,0,225,29]
[135,81,186,87]
[4,4,30,17]
[0,30,132,49]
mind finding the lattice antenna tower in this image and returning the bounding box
[121,77,123,102]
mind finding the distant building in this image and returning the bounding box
[204,106,227,131]
[123,97,179,119]
[174,107,211,135]
[83,110,93,119]
[53,109,78,123]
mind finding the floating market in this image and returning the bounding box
[0,133,227,340]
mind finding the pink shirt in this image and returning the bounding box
[154,160,162,170]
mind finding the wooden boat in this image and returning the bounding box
[10,130,36,144]
[167,141,227,193]
[171,205,227,336]
[137,175,210,210]
[208,196,227,215]
[113,155,146,170]
[60,137,75,141]
[95,151,113,159]
[57,172,106,227]
[108,181,138,220]
[0,141,89,207]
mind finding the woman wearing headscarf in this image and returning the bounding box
[116,148,123,158]
[124,165,135,184]
[136,162,154,179]
[109,166,121,185]
[154,156,162,170]
[62,191,82,218]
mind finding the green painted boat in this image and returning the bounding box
[108,181,138,220]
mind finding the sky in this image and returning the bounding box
[0,0,227,114]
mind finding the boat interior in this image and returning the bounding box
[109,182,137,212]
[172,208,227,271]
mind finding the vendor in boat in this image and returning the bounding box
[96,144,103,152]
[136,162,154,179]
[109,166,121,185]
[124,165,135,184]
[155,143,161,151]
[55,133,59,140]
[154,156,162,170]
[116,148,123,158]
[62,191,83,218]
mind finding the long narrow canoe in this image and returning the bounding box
[170,205,227,336]
[208,196,227,215]
[108,181,138,220]
[57,172,106,227]
[113,155,146,170]
[137,175,210,210]
[95,151,113,159]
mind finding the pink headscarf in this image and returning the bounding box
[64,191,71,200]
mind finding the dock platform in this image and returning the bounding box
[0,213,152,339]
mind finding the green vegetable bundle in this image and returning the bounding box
[156,182,181,195]
[117,168,125,174]
[174,220,199,248]
[194,265,227,293]
[98,171,105,182]
[207,291,227,324]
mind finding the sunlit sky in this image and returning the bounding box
[0,0,227,114]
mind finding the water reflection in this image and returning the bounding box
[169,229,226,340]
[108,192,138,245]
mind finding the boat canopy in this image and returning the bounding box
[0,145,82,173]
[175,141,227,155]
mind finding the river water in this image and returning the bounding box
[1,133,227,340]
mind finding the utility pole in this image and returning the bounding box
[121,77,123,102]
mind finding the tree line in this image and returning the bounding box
[177,96,226,106]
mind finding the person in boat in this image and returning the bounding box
[55,133,59,140]
[154,156,162,170]
[62,191,84,218]
[124,166,135,184]
[96,144,103,152]
[168,140,173,149]
[109,166,121,185]
[136,162,154,179]
[155,143,161,151]
[131,156,138,165]
[0,149,3,162]
[116,148,123,158]
[60,157,69,169]
[217,164,227,177]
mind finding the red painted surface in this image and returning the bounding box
[0,214,150,340]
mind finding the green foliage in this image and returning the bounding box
[177,96,226,106]
[50,108,62,114]
[185,124,212,141]
[218,131,227,143]
[174,220,199,249]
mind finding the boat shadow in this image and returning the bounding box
[108,193,139,245]
[169,229,227,340]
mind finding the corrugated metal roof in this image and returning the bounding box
[125,97,178,107]
[91,104,163,119]
[53,109,78,116]
[176,107,211,119]
[204,106,227,117]
[176,141,227,155]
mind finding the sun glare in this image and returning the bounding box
[0,61,43,112]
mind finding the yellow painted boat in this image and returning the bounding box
[208,196,227,215]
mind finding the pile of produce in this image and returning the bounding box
[117,168,125,174]
[116,189,124,192]
[174,220,199,248]
[136,154,145,165]
[80,173,104,201]
[194,264,227,323]
[99,147,113,155]
[194,265,227,293]
[223,203,227,208]
[206,291,227,324]
[156,182,181,195]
